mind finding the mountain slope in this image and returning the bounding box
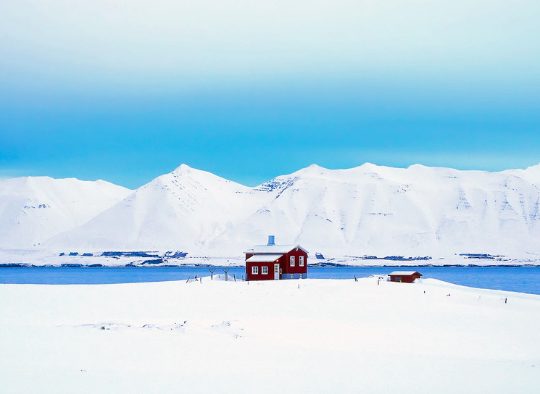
[48,164,269,251]
[505,164,540,186]
[45,162,540,258]
[214,164,540,256]
[0,177,131,248]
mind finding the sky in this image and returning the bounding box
[1,0,540,188]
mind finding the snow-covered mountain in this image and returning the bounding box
[0,177,131,248]
[43,163,540,258]
[47,164,269,251]
[505,164,540,186]
[231,163,540,257]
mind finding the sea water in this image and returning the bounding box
[1,265,539,295]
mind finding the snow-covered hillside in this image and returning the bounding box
[46,164,269,251]
[0,177,131,248]
[225,163,540,257]
[505,163,540,186]
[43,163,540,258]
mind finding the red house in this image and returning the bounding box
[245,236,308,281]
[388,271,422,283]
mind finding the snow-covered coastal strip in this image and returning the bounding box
[1,278,539,393]
[1,248,540,268]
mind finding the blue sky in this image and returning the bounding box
[1,0,539,188]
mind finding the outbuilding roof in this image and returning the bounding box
[246,254,284,263]
[388,271,422,276]
[246,244,308,254]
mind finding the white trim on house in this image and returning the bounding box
[246,254,283,263]
[252,266,259,275]
[261,266,268,274]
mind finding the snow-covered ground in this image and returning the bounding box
[1,278,539,393]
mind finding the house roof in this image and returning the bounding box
[389,271,422,276]
[246,244,308,254]
[246,254,284,263]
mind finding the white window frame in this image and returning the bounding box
[290,255,295,267]
[262,266,268,275]
[299,256,305,267]
[252,266,258,275]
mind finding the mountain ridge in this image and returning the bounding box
[35,162,540,258]
[0,176,131,248]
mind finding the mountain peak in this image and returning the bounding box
[169,163,220,180]
[357,162,379,171]
[291,163,328,176]
[304,163,327,172]
[525,163,540,171]
[172,163,193,174]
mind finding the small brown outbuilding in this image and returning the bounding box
[388,271,422,283]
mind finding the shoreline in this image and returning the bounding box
[2,262,540,268]
[2,249,540,268]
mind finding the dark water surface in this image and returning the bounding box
[1,265,539,295]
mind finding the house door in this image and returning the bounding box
[274,264,280,280]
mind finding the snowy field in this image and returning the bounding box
[1,278,539,393]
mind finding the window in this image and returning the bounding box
[299,256,305,266]
[252,266,258,275]
[290,256,295,267]
[262,266,268,274]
